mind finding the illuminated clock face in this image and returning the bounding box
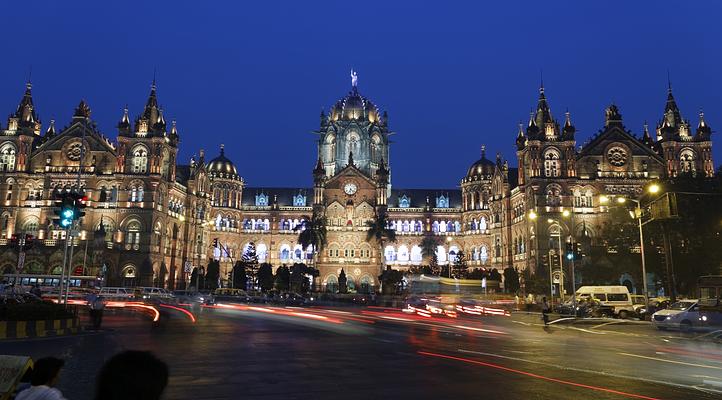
[344,182,357,195]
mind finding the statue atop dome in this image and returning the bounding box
[351,69,358,87]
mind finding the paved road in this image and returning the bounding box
[2,305,722,400]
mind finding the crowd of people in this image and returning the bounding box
[13,351,168,400]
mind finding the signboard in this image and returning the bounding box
[184,261,192,273]
[17,252,25,271]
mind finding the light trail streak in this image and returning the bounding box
[159,304,196,323]
[418,351,662,400]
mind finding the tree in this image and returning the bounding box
[241,242,259,290]
[231,261,248,290]
[275,265,290,291]
[503,267,520,294]
[289,263,318,293]
[366,211,396,273]
[488,268,502,283]
[420,235,439,266]
[338,268,348,294]
[453,250,467,278]
[205,260,220,290]
[295,214,327,266]
[379,266,403,295]
[257,263,274,292]
[190,267,199,290]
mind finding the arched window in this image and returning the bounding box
[480,245,488,265]
[436,246,447,263]
[545,185,561,206]
[325,275,338,293]
[410,245,422,262]
[280,245,291,261]
[131,146,148,174]
[0,144,16,172]
[385,245,396,262]
[160,149,170,179]
[21,218,38,235]
[397,245,409,262]
[679,149,696,173]
[126,220,141,249]
[479,217,487,232]
[398,195,410,208]
[543,149,560,177]
[257,243,268,261]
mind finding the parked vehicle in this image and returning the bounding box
[172,290,209,304]
[134,287,174,301]
[212,288,250,304]
[697,275,722,327]
[98,287,134,300]
[575,286,634,318]
[652,300,699,331]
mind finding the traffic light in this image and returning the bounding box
[53,193,75,228]
[565,239,575,261]
[212,238,218,248]
[574,242,583,260]
[71,192,88,221]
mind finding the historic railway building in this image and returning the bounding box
[0,75,713,291]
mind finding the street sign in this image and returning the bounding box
[17,252,25,271]
[184,261,192,273]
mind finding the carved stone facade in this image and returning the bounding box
[0,78,713,292]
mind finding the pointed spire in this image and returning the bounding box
[170,119,178,136]
[698,109,707,128]
[480,144,486,159]
[13,80,39,127]
[696,109,712,139]
[641,121,654,146]
[220,143,225,157]
[663,79,682,127]
[45,119,56,137]
[96,216,106,235]
[564,109,572,127]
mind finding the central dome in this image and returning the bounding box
[466,147,495,179]
[330,87,380,122]
[207,145,239,179]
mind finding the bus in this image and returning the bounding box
[2,273,101,291]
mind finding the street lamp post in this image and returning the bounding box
[599,182,659,306]
[528,210,555,302]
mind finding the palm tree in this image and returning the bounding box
[365,211,396,273]
[294,214,327,267]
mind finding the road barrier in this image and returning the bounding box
[0,317,79,340]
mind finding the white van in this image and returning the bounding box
[98,287,133,300]
[575,286,634,318]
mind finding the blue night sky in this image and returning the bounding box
[2,1,721,188]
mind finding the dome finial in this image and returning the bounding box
[220,143,225,156]
[351,69,358,88]
[481,144,486,158]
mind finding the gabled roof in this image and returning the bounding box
[35,102,116,155]
[578,122,663,163]
[388,188,462,209]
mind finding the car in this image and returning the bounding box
[98,287,134,300]
[211,288,250,304]
[172,290,209,304]
[651,300,699,331]
[134,287,175,302]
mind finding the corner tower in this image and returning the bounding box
[316,70,392,180]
